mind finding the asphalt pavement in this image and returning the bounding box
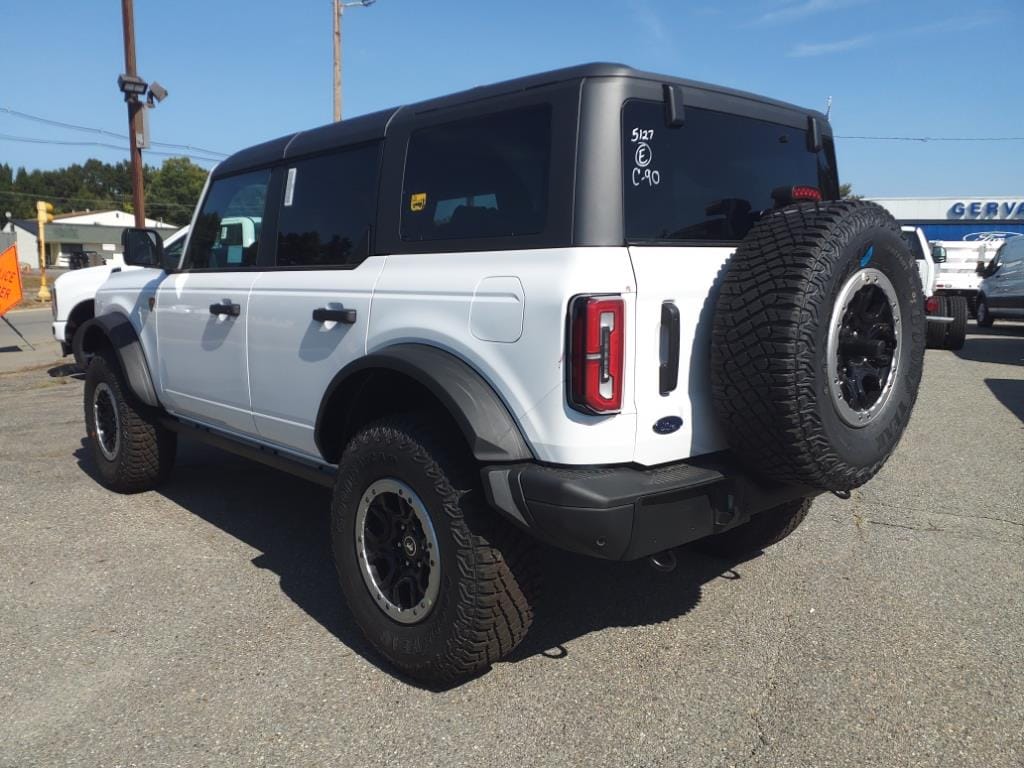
[1,323,1021,767]
[0,307,63,373]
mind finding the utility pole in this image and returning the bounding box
[120,0,146,227]
[333,0,342,122]
[333,0,377,122]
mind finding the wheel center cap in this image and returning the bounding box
[402,536,417,557]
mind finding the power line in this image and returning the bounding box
[0,132,222,163]
[0,187,197,212]
[0,105,229,156]
[836,134,1024,142]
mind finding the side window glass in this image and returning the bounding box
[275,143,380,267]
[183,170,270,269]
[401,105,551,242]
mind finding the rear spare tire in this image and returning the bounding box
[711,201,925,491]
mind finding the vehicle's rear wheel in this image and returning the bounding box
[711,201,925,491]
[694,497,812,558]
[976,295,994,328]
[83,353,176,492]
[925,296,949,349]
[942,295,968,350]
[331,413,539,685]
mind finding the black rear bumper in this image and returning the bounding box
[482,454,815,561]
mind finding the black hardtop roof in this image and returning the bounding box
[214,63,828,177]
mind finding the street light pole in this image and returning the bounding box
[120,0,146,227]
[332,0,376,122]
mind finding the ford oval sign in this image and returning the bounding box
[653,416,683,435]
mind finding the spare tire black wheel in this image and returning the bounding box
[711,201,925,492]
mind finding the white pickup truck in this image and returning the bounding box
[931,236,1004,318]
[52,226,189,363]
[901,226,966,350]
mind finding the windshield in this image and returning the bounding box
[623,100,839,243]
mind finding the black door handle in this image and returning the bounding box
[312,307,357,324]
[209,301,240,317]
[659,301,680,395]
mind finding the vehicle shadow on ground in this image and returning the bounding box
[74,437,751,690]
[957,324,1024,366]
[985,379,1024,423]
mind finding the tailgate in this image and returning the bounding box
[628,245,732,466]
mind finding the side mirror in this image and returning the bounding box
[931,245,947,264]
[121,227,164,268]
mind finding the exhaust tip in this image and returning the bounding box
[648,549,677,573]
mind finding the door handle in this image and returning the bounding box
[312,307,357,324]
[209,301,240,317]
[659,301,680,395]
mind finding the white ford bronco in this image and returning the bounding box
[78,64,925,684]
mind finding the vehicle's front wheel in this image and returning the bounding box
[694,497,813,558]
[83,353,176,492]
[976,295,994,328]
[331,413,539,685]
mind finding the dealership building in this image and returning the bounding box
[869,197,1024,242]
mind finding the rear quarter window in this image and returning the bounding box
[400,105,551,242]
[622,100,839,244]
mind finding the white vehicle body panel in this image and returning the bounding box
[932,240,1000,293]
[628,245,729,464]
[901,226,935,297]
[155,271,259,436]
[247,257,386,456]
[368,248,640,466]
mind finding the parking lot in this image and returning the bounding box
[1,323,1021,768]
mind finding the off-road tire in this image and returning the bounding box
[976,295,994,328]
[925,296,949,349]
[942,295,968,350]
[695,498,812,558]
[83,353,176,492]
[331,413,539,685]
[711,200,925,491]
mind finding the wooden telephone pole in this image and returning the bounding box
[121,0,146,227]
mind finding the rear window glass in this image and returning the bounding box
[275,143,380,268]
[401,105,551,242]
[623,100,839,243]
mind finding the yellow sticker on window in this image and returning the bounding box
[410,192,427,212]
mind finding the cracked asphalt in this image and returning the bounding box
[1,323,1022,767]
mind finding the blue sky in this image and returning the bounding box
[2,0,1021,196]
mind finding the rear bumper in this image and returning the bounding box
[482,454,816,561]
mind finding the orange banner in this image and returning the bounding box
[0,244,24,316]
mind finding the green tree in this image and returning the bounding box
[147,157,208,225]
[839,182,862,200]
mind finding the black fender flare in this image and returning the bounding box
[314,344,534,463]
[75,313,160,408]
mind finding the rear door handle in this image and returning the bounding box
[659,301,680,395]
[209,301,240,317]
[312,307,357,324]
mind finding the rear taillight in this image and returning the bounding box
[568,295,624,414]
[925,296,940,314]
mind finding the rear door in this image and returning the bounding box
[246,143,383,458]
[155,169,271,435]
[621,98,839,466]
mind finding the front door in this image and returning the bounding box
[155,169,272,436]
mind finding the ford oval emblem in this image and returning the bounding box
[653,416,683,435]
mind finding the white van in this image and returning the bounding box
[977,236,1024,326]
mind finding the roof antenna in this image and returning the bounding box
[825,96,833,121]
